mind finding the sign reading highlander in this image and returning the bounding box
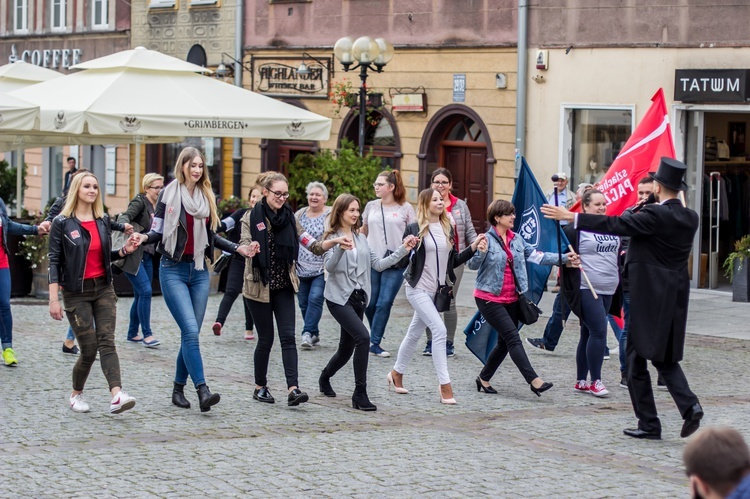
[674,69,750,103]
[252,57,331,98]
[184,119,249,130]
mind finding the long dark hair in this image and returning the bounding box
[324,193,361,239]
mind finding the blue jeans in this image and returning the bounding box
[365,267,404,346]
[0,268,12,350]
[541,293,571,351]
[297,274,325,336]
[125,253,154,339]
[160,258,209,388]
[577,290,613,381]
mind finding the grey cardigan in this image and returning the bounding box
[323,231,409,306]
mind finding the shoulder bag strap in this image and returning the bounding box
[380,202,389,246]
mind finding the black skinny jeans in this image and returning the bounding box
[323,290,370,389]
[215,256,254,330]
[477,298,539,384]
[248,287,298,388]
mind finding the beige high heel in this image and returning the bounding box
[387,371,408,394]
[439,384,457,405]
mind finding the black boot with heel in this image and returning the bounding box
[352,386,377,411]
[172,382,191,409]
[197,384,221,412]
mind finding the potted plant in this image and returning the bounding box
[329,79,387,125]
[723,234,750,302]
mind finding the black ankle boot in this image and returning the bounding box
[172,383,190,409]
[319,370,336,397]
[196,384,220,412]
[352,386,377,411]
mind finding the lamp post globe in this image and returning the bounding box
[333,36,392,156]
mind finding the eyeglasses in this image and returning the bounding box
[373,182,387,188]
[432,180,450,186]
[148,185,163,190]
[269,189,290,199]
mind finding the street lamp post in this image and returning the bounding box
[333,36,394,156]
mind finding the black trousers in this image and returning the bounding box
[323,290,370,389]
[248,287,298,388]
[215,256,254,330]
[625,338,699,433]
[477,298,539,384]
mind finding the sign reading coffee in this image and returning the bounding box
[8,43,82,70]
[674,69,750,103]
[252,57,331,99]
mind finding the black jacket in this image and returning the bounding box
[144,196,238,262]
[401,222,475,288]
[560,224,623,320]
[48,214,126,293]
[576,198,699,363]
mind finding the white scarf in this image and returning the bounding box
[161,181,210,270]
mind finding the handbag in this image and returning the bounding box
[212,252,232,273]
[381,203,409,270]
[429,231,453,312]
[493,231,542,325]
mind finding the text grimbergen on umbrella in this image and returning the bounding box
[252,56,331,99]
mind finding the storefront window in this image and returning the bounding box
[563,107,633,191]
[339,110,401,170]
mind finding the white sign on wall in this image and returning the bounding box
[105,146,116,195]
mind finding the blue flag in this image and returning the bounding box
[511,157,569,304]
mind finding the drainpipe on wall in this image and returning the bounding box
[232,0,244,198]
[515,0,529,176]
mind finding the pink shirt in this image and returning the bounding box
[474,228,519,304]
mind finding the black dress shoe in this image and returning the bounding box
[475,376,498,394]
[623,428,661,440]
[681,403,704,438]
[288,388,309,407]
[253,386,275,404]
[62,343,80,355]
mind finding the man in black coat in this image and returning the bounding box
[541,157,703,440]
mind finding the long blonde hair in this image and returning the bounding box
[61,172,104,219]
[416,188,452,246]
[173,147,219,230]
[324,194,360,240]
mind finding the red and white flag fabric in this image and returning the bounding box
[571,88,675,216]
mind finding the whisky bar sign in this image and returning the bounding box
[674,69,750,103]
[252,56,331,99]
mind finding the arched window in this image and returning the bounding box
[338,108,402,169]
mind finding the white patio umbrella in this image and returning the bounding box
[11,46,333,182]
[0,61,60,214]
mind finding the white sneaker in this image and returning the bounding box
[110,390,136,414]
[70,393,90,413]
[300,332,313,350]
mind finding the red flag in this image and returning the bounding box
[570,88,675,215]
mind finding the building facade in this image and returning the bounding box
[239,0,518,233]
[524,1,750,290]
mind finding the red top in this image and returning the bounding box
[183,213,194,256]
[446,194,458,251]
[0,220,8,269]
[474,228,518,304]
[81,220,105,279]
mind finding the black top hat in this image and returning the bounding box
[648,157,688,191]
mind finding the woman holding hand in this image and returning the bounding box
[468,199,575,398]
[48,172,140,414]
[319,194,417,411]
[388,188,484,404]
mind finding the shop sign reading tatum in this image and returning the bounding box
[252,56,331,99]
[674,69,750,103]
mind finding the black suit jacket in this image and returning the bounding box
[576,198,698,363]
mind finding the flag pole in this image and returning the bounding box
[552,176,566,328]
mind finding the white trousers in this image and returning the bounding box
[394,286,450,385]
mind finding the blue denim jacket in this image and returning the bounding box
[467,229,566,295]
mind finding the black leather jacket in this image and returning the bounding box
[48,214,126,293]
[1,198,39,256]
[144,197,238,262]
[402,222,476,288]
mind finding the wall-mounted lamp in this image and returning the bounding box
[215,52,251,79]
[296,53,331,76]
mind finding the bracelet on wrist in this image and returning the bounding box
[49,300,59,304]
